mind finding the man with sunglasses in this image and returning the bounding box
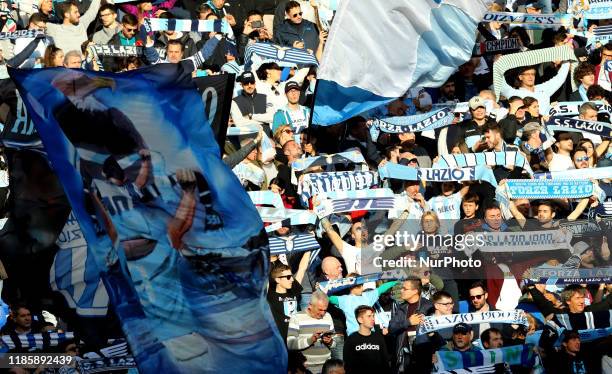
[104,13,139,71]
[231,71,274,128]
[466,281,504,340]
[274,0,319,52]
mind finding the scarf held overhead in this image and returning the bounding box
[418,310,528,335]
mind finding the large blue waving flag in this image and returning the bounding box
[9,64,286,373]
[312,0,489,125]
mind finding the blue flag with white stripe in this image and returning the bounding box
[312,0,489,125]
[9,64,286,373]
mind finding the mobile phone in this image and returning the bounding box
[251,20,264,29]
[195,70,208,78]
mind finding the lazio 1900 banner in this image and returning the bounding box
[9,63,285,373]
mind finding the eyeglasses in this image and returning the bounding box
[575,156,589,162]
[435,302,454,306]
[291,12,303,18]
[469,294,485,301]
[278,274,293,280]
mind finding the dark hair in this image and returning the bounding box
[574,62,596,85]
[562,330,581,343]
[482,122,501,135]
[98,4,116,15]
[462,191,480,205]
[122,13,138,26]
[158,11,175,20]
[167,39,184,51]
[522,96,538,109]
[509,26,531,47]
[480,327,502,346]
[432,291,453,303]
[28,12,45,26]
[482,201,501,215]
[578,138,598,164]
[537,200,556,213]
[403,277,423,294]
[469,280,487,293]
[587,85,608,100]
[321,359,344,374]
[43,44,62,67]
[508,96,523,104]
[285,0,301,13]
[604,42,612,52]
[246,9,263,19]
[59,1,77,18]
[354,305,375,320]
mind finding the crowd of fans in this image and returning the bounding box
[0,0,610,373]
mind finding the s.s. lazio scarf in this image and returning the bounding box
[144,18,231,33]
[298,171,379,207]
[0,29,43,40]
[548,101,612,116]
[433,152,533,175]
[482,12,571,29]
[248,191,284,209]
[582,0,612,19]
[77,356,137,374]
[257,206,318,226]
[378,163,498,187]
[91,44,167,58]
[474,230,573,253]
[546,117,612,138]
[418,310,528,335]
[533,166,612,180]
[318,269,409,294]
[268,233,320,255]
[555,310,612,330]
[528,267,612,285]
[434,344,538,372]
[559,219,603,238]
[227,124,260,136]
[369,108,454,141]
[314,189,405,218]
[244,42,319,71]
[292,149,366,172]
[504,179,596,199]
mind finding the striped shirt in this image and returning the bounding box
[287,311,336,366]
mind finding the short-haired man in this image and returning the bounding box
[439,322,481,352]
[272,81,311,136]
[108,13,138,47]
[287,290,336,373]
[92,4,120,44]
[480,327,503,349]
[527,283,611,320]
[46,0,101,54]
[549,132,575,171]
[594,42,612,91]
[268,252,311,343]
[343,305,391,374]
[274,1,320,51]
[457,96,496,152]
[13,13,48,69]
[541,330,597,374]
[154,12,197,58]
[63,50,82,68]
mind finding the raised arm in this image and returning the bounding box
[81,0,102,28]
[294,250,312,284]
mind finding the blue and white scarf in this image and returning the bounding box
[257,206,318,226]
[0,29,43,40]
[91,44,167,58]
[433,152,533,175]
[244,42,319,71]
[227,125,260,136]
[548,101,612,116]
[482,12,569,27]
[546,117,612,138]
[268,233,320,255]
[582,0,612,19]
[434,344,538,372]
[314,189,403,218]
[144,18,231,33]
[248,191,284,209]
[528,267,612,285]
[533,166,612,180]
[370,107,454,134]
[418,310,528,335]
[298,171,379,207]
[318,269,408,294]
[292,149,366,172]
[1,331,75,352]
[378,163,498,187]
[504,179,595,199]
[559,219,603,238]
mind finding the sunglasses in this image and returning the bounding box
[125,27,137,32]
[291,12,303,18]
[278,274,293,280]
[469,294,485,301]
[575,156,589,162]
[408,158,418,163]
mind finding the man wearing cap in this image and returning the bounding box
[272,81,310,137]
[230,71,275,129]
[439,323,481,352]
[457,96,497,152]
[549,132,575,172]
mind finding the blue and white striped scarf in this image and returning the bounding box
[474,230,573,253]
[378,164,498,187]
[418,310,528,335]
[226,125,260,136]
[528,267,612,285]
[555,310,612,330]
[546,117,612,138]
[144,18,231,33]
[244,42,319,71]
[268,233,320,255]
[433,152,533,175]
[257,206,318,226]
[0,29,43,40]
[482,11,569,27]
[369,108,454,141]
[582,0,612,19]
[1,331,75,352]
[292,149,366,172]
[298,171,379,207]
[318,269,408,294]
[533,166,612,180]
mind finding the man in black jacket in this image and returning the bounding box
[230,71,274,130]
[274,1,319,52]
